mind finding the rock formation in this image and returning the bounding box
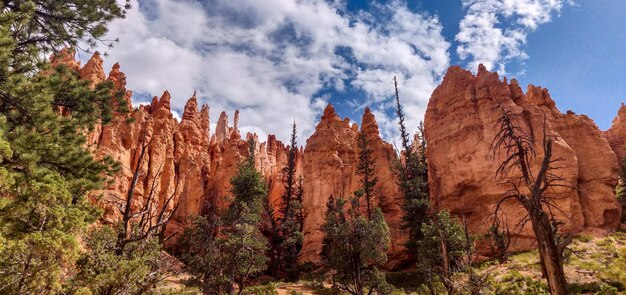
[425,65,622,253]
[300,104,406,267]
[57,52,294,240]
[57,50,623,268]
[605,103,626,161]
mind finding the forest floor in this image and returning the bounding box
[275,283,321,295]
[159,231,626,294]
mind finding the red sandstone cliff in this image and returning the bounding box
[425,65,621,253]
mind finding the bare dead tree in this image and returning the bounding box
[491,106,573,295]
[115,133,179,255]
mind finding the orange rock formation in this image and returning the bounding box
[61,52,294,240]
[605,103,626,161]
[425,65,622,253]
[300,104,406,267]
[57,51,622,268]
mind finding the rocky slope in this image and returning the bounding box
[58,51,623,267]
[424,65,622,253]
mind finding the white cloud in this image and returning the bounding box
[93,0,450,143]
[456,0,570,73]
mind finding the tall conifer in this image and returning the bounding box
[393,77,430,254]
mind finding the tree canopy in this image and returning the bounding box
[0,0,128,293]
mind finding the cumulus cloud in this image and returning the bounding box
[92,0,450,143]
[456,0,570,73]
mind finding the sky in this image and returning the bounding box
[86,0,626,144]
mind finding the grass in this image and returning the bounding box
[474,232,626,295]
[508,250,541,270]
[236,233,626,295]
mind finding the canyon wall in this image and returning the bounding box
[424,65,622,253]
[59,51,622,267]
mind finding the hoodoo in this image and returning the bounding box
[424,65,622,253]
[60,52,623,264]
[300,105,406,266]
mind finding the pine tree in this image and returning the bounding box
[356,131,377,219]
[492,107,572,294]
[276,121,304,280]
[281,121,298,217]
[221,138,269,294]
[0,1,127,293]
[176,213,229,294]
[320,128,391,295]
[416,211,469,294]
[263,122,303,280]
[321,196,391,295]
[393,77,430,254]
[2,0,130,74]
[68,226,167,295]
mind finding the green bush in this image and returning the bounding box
[242,283,278,295]
[575,234,593,243]
[488,271,548,295]
[68,226,167,295]
[567,281,603,294]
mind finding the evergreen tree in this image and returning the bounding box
[320,130,391,295]
[2,0,129,74]
[276,121,304,280]
[176,141,269,295]
[416,211,468,295]
[278,196,303,281]
[262,193,282,278]
[68,226,167,295]
[321,196,392,295]
[264,122,303,280]
[295,176,305,232]
[176,213,229,294]
[356,131,378,219]
[281,121,298,217]
[0,1,127,293]
[393,76,430,254]
[220,138,269,294]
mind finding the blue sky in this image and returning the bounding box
[94,0,626,142]
[516,0,626,130]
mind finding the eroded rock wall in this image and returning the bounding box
[424,65,621,253]
[299,105,406,267]
[61,51,621,267]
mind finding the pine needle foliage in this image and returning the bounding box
[356,131,377,220]
[393,77,430,254]
[321,196,392,295]
[0,1,127,293]
[177,139,269,294]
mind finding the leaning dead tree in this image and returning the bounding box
[115,133,179,255]
[491,106,573,295]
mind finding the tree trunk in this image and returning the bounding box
[530,211,568,295]
[115,138,147,255]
